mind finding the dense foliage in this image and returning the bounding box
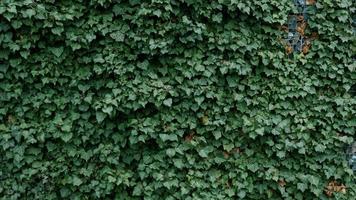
[0,0,355,199]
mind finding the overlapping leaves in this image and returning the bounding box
[0,0,355,199]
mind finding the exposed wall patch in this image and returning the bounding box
[284,0,316,55]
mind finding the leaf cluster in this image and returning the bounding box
[0,0,355,199]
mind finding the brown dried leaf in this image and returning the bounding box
[184,130,195,142]
[324,181,347,197]
[278,179,286,187]
[285,44,293,55]
[306,0,316,5]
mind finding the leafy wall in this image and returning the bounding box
[0,0,355,199]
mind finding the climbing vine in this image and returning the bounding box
[0,0,355,199]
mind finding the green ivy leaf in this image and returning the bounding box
[96,111,106,123]
[159,134,178,142]
[72,176,83,186]
[163,98,172,107]
[50,47,64,57]
[198,146,214,158]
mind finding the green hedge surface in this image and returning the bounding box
[0,0,355,199]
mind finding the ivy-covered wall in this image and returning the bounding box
[0,0,355,199]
